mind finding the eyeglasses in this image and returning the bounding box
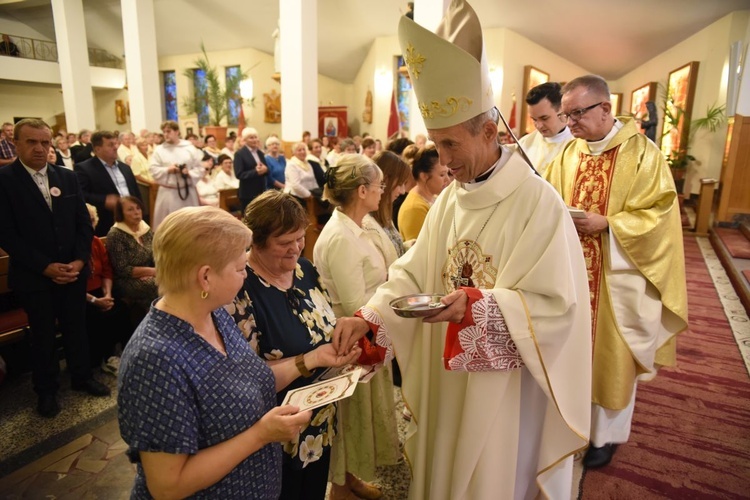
[557,102,604,122]
[368,182,386,191]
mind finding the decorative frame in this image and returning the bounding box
[630,82,657,118]
[609,93,622,116]
[660,61,700,157]
[520,65,550,135]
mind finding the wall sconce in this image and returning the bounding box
[240,78,255,107]
[375,68,392,94]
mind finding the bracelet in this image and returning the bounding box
[89,296,96,304]
[295,353,312,378]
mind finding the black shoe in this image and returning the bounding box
[72,378,111,397]
[37,394,60,418]
[583,443,617,468]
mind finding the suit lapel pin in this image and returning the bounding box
[50,187,61,197]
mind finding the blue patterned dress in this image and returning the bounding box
[118,305,280,499]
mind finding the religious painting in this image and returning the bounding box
[609,93,622,116]
[520,66,550,135]
[264,89,281,123]
[318,106,348,138]
[630,82,657,119]
[660,61,700,157]
[362,89,373,124]
[115,99,128,124]
[324,117,338,137]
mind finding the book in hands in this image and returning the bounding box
[282,367,362,412]
[567,207,587,219]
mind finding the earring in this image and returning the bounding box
[200,290,208,299]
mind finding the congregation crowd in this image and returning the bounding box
[0,1,689,499]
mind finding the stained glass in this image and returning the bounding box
[226,66,241,126]
[193,68,209,127]
[163,70,178,122]
[396,56,411,133]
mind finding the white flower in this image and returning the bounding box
[299,434,324,467]
[264,349,283,361]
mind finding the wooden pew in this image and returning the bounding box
[303,197,332,263]
[137,180,158,225]
[219,188,241,217]
[0,253,30,346]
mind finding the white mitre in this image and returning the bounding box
[398,0,494,129]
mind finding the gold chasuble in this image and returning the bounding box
[364,148,591,499]
[545,117,688,409]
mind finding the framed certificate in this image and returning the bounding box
[282,367,362,412]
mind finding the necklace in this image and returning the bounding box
[450,199,501,289]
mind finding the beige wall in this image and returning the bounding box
[158,47,352,143]
[348,28,590,142]
[0,81,64,127]
[612,10,750,194]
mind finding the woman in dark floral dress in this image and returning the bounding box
[105,196,158,312]
[228,191,357,500]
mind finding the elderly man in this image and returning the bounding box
[233,127,268,211]
[0,119,110,417]
[0,121,16,166]
[332,2,592,499]
[517,82,574,176]
[544,75,688,468]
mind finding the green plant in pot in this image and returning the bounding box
[182,43,252,145]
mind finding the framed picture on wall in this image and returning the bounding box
[520,65,550,135]
[609,93,622,116]
[660,61,700,157]
[630,82,657,119]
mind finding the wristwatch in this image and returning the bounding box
[295,353,312,377]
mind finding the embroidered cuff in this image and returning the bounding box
[355,307,393,365]
[444,287,524,372]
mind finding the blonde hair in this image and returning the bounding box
[85,203,99,228]
[153,206,252,296]
[322,154,381,207]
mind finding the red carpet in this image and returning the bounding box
[581,235,750,499]
[714,228,750,259]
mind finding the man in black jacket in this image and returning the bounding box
[76,131,141,236]
[0,119,110,418]
[234,127,268,211]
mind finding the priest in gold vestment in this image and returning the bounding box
[544,75,689,469]
[332,2,592,498]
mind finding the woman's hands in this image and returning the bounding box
[258,405,312,442]
[306,343,362,369]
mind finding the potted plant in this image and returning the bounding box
[182,43,249,146]
[660,96,726,193]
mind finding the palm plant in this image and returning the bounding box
[182,43,249,126]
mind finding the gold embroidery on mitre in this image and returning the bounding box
[419,97,474,119]
[404,43,426,80]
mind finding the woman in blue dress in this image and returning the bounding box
[118,206,359,499]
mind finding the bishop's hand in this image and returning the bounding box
[423,289,468,324]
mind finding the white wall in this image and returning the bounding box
[612,10,750,194]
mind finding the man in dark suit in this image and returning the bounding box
[234,127,268,211]
[70,129,94,163]
[76,131,141,236]
[0,119,110,418]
